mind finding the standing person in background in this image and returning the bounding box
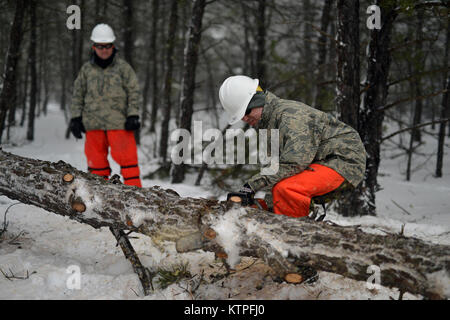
[69,24,143,187]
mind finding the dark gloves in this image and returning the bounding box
[227,183,255,206]
[69,117,86,139]
[125,115,141,131]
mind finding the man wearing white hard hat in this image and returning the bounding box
[69,24,143,187]
[219,75,366,218]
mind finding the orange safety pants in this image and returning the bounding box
[272,163,345,218]
[85,130,142,188]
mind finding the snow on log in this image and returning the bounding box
[0,149,448,299]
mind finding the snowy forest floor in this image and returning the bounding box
[0,104,449,300]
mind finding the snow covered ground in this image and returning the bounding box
[0,104,448,300]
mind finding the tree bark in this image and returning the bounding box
[338,0,397,217]
[301,0,315,104]
[171,0,207,183]
[149,0,160,133]
[411,9,425,143]
[255,0,267,83]
[435,20,450,178]
[241,2,254,76]
[0,0,27,144]
[313,0,333,112]
[159,0,179,163]
[122,0,135,70]
[406,9,426,181]
[336,0,360,129]
[21,55,30,128]
[358,0,397,215]
[0,149,448,300]
[335,0,364,217]
[27,0,38,142]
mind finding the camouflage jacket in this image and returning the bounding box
[247,91,367,192]
[70,56,141,131]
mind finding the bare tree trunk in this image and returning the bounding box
[0,149,448,300]
[78,0,85,72]
[241,2,254,76]
[301,0,315,104]
[21,56,29,127]
[202,45,220,129]
[27,0,38,142]
[36,21,43,119]
[411,9,425,143]
[336,0,360,129]
[94,0,104,23]
[122,0,135,69]
[174,0,192,128]
[71,0,84,83]
[146,0,160,133]
[42,21,50,117]
[436,22,450,178]
[0,0,27,144]
[335,0,364,217]
[122,0,139,145]
[255,0,266,83]
[357,0,398,215]
[159,0,179,164]
[171,0,207,183]
[314,0,333,112]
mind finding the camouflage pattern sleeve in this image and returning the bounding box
[247,112,321,191]
[70,66,86,118]
[122,63,142,117]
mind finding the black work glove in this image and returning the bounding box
[125,115,141,131]
[227,183,255,206]
[69,117,86,139]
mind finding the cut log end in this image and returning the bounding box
[229,196,242,203]
[63,173,74,183]
[71,201,86,213]
[204,228,216,240]
[285,273,303,284]
[216,252,228,259]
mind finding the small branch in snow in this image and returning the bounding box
[0,202,20,238]
[391,200,412,216]
[400,224,406,237]
[0,268,36,281]
[129,287,140,297]
[109,227,154,295]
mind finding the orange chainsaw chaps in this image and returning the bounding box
[272,163,345,218]
[85,130,142,188]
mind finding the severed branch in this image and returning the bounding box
[378,89,448,112]
[0,149,449,299]
[82,173,154,295]
[109,227,154,295]
[381,118,450,142]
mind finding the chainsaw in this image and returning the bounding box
[226,192,269,211]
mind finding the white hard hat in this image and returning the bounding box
[90,24,116,43]
[219,75,259,124]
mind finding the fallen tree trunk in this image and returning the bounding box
[0,149,448,299]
